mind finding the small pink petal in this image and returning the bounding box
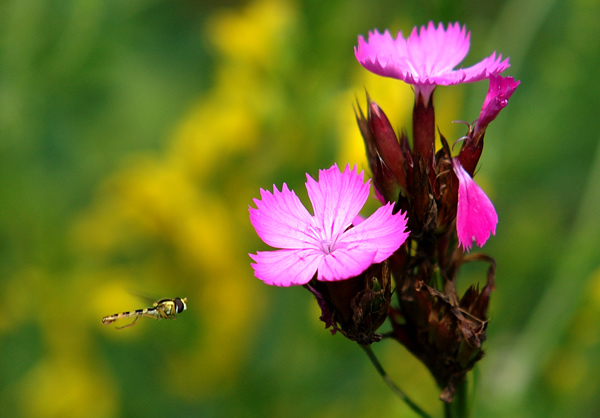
[476,75,520,133]
[452,158,498,251]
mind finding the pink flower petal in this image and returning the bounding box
[249,184,313,249]
[305,164,370,239]
[452,158,498,251]
[342,204,409,264]
[316,248,378,282]
[458,53,510,85]
[250,249,322,286]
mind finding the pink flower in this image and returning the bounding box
[452,158,498,251]
[355,22,510,102]
[475,75,520,133]
[249,164,409,286]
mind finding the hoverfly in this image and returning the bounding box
[102,297,187,329]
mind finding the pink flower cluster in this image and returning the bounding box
[248,22,517,400]
[249,21,519,287]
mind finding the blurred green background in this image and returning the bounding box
[1,0,600,417]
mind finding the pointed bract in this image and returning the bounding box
[355,22,510,103]
[452,158,498,251]
[249,164,409,286]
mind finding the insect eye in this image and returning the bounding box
[174,298,187,313]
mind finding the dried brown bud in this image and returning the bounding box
[390,249,496,402]
[305,261,392,345]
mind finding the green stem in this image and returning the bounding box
[360,344,433,418]
[444,378,469,418]
[444,402,452,418]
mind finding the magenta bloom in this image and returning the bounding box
[249,164,409,287]
[355,22,510,102]
[475,75,520,134]
[452,158,498,251]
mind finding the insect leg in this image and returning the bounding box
[115,315,140,330]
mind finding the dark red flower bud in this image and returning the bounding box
[457,129,483,178]
[368,101,407,191]
[355,100,401,202]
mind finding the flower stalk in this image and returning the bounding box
[412,93,436,171]
[361,344,433,418]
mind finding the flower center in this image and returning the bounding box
[319,239,335,254]
[306,220,342,255]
